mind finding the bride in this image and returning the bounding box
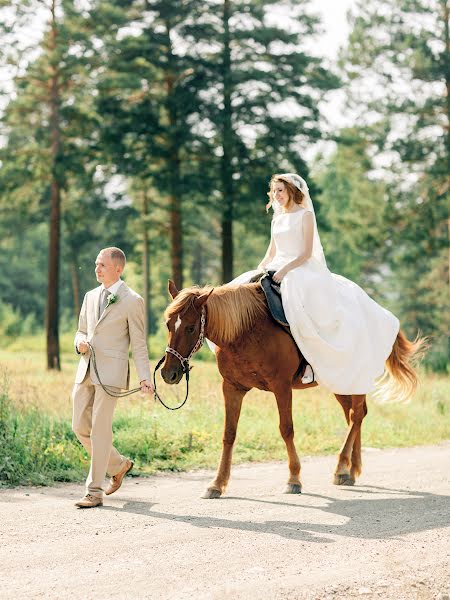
[232,173,411,396]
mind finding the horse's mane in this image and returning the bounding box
[164,283,267,343]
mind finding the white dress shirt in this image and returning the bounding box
[101,279,123,296]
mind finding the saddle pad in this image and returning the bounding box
[260,273,290,329]
[248,271,310,382]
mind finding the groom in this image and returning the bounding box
[72,246,153,508]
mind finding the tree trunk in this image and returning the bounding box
[70,253,81,319]
[221,0,234,283]
[443,0,450,285]
[191,239,203,284]
[169,185,183,290]
[165,21,183,290]
[142,188,150,342]
[46,0,61,370]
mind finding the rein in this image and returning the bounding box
[152,306,206,411]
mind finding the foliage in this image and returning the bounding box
[315,128,388,298]
[0,302,38,338]
[0,371,87,485]
[342,0,449,370]
[198,0,341,280]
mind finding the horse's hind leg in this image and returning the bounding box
[275,386,302,494]
[334,394,367,486]
[202,380,246,499]
[349,398,367,481]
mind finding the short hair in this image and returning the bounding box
[101,247,126,268]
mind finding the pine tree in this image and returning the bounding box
[0,0,107,368]
[196,0,341,280]
[93,0,210,291]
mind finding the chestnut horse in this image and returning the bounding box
[162,279,422,499]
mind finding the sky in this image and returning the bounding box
[312,0,356,59]
[306,0,358,158]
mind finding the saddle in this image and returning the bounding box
[248,270,313,383]
[249,270,290,329]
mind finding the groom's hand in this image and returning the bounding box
[140,379,155,394]
[77,341,89,354]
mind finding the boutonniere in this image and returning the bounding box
[106,293,118,308]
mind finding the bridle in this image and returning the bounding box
[152,306,206,410]
[165,306,206,368]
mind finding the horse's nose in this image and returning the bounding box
[161,367,180,385]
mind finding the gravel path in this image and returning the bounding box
[1,443,449,600]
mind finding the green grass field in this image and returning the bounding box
[0,333,449,487]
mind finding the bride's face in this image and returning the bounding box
[273,182,290,209]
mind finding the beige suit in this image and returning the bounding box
[72,281,150,497]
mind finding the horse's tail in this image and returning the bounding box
[375,329,427,403]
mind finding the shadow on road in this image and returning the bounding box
[103,484,450,544]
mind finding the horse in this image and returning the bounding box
[161,279,422,499]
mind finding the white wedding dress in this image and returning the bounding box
[232,208,400,395]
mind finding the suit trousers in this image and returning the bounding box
[72,372,126,497]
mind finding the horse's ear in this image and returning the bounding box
[194,288,214,309]
[168,279,179,299]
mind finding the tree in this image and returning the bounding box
[314,128,387,297]
[93,0,211,291]
[193,0,341,281]
[0,0,107,368]
[343,0,449,367]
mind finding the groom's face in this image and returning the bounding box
[95,251,122,288]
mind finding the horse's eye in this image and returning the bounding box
[186,326,195,334]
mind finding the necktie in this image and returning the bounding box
[99,289,109,318]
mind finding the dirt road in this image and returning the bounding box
[1,444,449,600]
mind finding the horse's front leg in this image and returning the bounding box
[274,386,302,494]
[334,394,367,486]
[202,380,246,499]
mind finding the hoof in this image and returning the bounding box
[333,473,355,486]
[283,483,302,494]
[202,487,222,499]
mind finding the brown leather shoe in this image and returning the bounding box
[105,459,134,496]
[75,494,103,508]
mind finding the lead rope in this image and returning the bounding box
[153,306,206,411]
[152,354,190,411]
[87,343,142,398]
[86,306,206,408]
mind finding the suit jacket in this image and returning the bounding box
[74,282,151,389]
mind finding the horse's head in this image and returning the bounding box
[161,280,213,385]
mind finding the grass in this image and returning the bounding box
[0,334,449,487]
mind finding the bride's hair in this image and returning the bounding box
[266,174,306,212]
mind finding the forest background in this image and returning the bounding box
[0,0,448,372]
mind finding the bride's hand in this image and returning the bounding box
[272,268,287,283]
